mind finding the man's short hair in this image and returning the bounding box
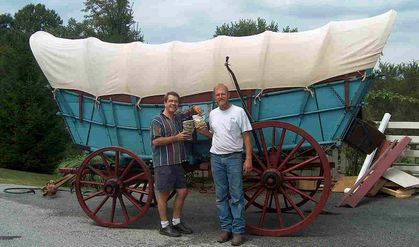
[213,83,229,93]
[164,91,180,103]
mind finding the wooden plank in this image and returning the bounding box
[338,137,411,208]
[375,121,419,129]
[387,135,419,143]
[379,187,416,198]
[383,167,419,188]
[386,122,419,129]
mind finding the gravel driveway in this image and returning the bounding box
[0,184,418,247]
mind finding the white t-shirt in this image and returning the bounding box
[209,104,253,154]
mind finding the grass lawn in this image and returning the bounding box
[0,168,59,187]
[0,154,86,187]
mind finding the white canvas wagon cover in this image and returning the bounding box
[29,10,396,98]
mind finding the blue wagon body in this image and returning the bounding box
[55,69,372,163]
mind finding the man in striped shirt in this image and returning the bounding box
[151,91,202,237]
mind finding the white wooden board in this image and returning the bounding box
[383,167,419,188]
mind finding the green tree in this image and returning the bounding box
[0,13,13,29]
[0,5,68,173]
[13,4,63,34]
[60,18,95,39]
[214,17,297,37]
[364,61,419,121]
[83,0,143,42]
[282,25,298,33]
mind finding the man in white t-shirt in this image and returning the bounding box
[197,83,252,246]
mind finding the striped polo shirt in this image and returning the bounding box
[151,109,191,167]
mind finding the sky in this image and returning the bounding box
[1,0,418,64]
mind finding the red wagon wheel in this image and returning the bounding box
[244,121,331,236]
[75,146,154,227]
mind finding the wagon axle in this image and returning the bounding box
[261,169,282,190]
[103,179,124,197]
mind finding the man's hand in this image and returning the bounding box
[195,124,207,133]
[195,125,212,138]
[175,130,191,141]
[243,158,252,174]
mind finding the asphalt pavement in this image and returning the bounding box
[0,184,418,247]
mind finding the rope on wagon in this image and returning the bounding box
[253,89,264,104]
[94,97,101,108]
[304,86,314,97]
[135,97,142,109]
[357,70,367,81]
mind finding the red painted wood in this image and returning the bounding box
[244,120,331,236]
[338,137,412,208]
[75,146,154,227]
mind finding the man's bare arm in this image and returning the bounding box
[242,131,253,174]
[196,125,213,139]
[152,130,190,146]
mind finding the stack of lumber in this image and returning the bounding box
[332,166,419,198]
[375,166,419,198]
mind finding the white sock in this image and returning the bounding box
[161,220,169,228]
[172,218,181,225]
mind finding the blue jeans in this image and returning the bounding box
[211,152,245,234]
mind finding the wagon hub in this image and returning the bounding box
[261,169,282,189]
[104,179,123,197]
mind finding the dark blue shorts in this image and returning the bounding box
[154,164,187,192]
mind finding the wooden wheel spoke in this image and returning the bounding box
[118,194,130,222]
[80,180,104,186]
[120,159,135,179]
[123,172,147,184]
[273,191,284,228]
[288,148,314,163]
[138,182,148,202]
[252,152,267,170]
[272,127,276,148]
[123,192,145,214]
[282,155,320,173]
[257,129,271,167]
[110,197,116,223]
[273,129,286,168]
[258,190,272,227]
[83,190,104,201]
[126,186,150,195]
[99,153,112,176]
[283,183,319,204]
[244,182,261,192]
[88,165,109,180]
[281,188,305,219]
[251,166,263,175]
[115,151,120,177]
[245,185,265,210]
[277,138,305,171]
[93,195,110,215]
